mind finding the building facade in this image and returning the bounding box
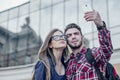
[0,17,42,67]
[0,0,120,79]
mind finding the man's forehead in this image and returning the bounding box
[65,28,79,34]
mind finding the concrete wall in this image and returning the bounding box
[0,64,34,80]
[0,61,120,80]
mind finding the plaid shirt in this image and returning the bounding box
[66,27,113,80]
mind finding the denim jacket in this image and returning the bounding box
[34,58,66,80]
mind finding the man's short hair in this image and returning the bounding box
[64,23,83,35]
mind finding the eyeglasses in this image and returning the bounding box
[51,35,67,41]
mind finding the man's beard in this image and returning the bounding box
[68,41,82,50]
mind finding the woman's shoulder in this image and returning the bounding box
[35,60,46,69]
[34,60,46,80]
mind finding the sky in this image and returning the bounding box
[0,0,29,12]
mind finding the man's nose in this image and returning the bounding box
[71,34,76,39]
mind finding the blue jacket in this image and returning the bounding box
[34,58,66,80]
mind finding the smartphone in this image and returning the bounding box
[81,3,93,13]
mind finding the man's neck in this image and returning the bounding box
[72,45,84,57]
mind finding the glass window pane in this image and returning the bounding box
[89,39,99,48]
[65,0,77,25]
[85,38,99,48]
[30,11,39,35]
[0,22,8,29]
[111,34,120,49]
[19,3,29,16]
[40,8,51,41]
[111,26,120,35]
[8,19,18,33]
[89,40,93,48]
[93,39,99,47]
[41,0,51,9]
[52,2,64,30]
[18,15,31,50]
[93,31,98,39]
[109,0,120,27]
[53,0,63,4]
[93,0,107,22]
[9,7,18,19]
[19,15,29,32]
[30,0,40,12]
[85,31,99,42]
[84,33,92,40]
[0,11,8,22]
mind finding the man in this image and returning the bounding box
[65,11,113,80]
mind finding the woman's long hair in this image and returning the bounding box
[32,29,69,80]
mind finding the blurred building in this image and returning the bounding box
[0,0,120,80]
[0,17,42,67]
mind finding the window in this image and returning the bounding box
[0,43,3,54]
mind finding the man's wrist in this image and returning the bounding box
[97,21,106,30]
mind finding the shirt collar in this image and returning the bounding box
[70,47,87,59]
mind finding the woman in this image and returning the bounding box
[32,29,69,80]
